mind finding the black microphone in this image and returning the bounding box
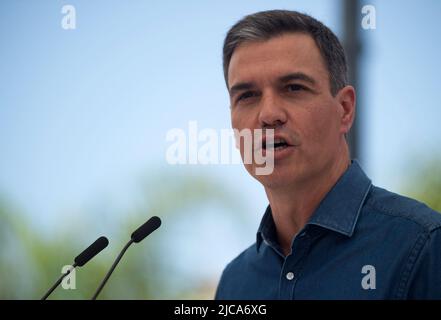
[131,216,162,243]
[91,216,161,300]
[41,236,109,300]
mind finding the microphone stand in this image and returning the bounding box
[41,263,78,300]
[91,239,134,300]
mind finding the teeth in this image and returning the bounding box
[265,145,287,151]
[263,138,286,144]
[264,143,288,150]
[262,137,288,150]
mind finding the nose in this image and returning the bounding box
[258,90,287,128]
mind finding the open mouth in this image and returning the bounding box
[262,138,290,151]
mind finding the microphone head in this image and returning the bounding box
[131,216,162,243]
[74,236,109,267]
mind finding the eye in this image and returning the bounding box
[286,84,306,92]
[237,91,257,102]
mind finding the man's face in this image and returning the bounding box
[228,33,354,188]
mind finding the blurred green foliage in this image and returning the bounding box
[5,159,438,300]
[0,171,248,299]
[401,159,441,213]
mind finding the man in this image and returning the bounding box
[215,10,441,299]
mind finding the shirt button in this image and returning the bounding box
[286,272,295,281]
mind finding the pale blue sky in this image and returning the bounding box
[0,0,341,224]
[1,0,440,282]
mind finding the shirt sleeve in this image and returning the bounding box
[405,226,441,299]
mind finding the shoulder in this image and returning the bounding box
[364,185,441,233]
[215,243,257,299]
[219,243,257,279]
[358,186,441,298]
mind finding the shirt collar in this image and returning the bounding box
[256,160,372,252]
[256,205,276,251]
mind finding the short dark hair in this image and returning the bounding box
[223,10,348,96]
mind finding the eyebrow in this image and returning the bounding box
[229,72,317,96]
[229,82,255,96]
[278,72,317,86]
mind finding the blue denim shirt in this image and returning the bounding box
[215,160,441,299]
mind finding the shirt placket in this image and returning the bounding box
[278,232,311,299]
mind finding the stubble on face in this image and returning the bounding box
[228,33,347,190]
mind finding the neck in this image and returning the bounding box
[264,146,351,256]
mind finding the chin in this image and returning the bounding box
[248,164,298,189]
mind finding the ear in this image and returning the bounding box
[336,85,356,134]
